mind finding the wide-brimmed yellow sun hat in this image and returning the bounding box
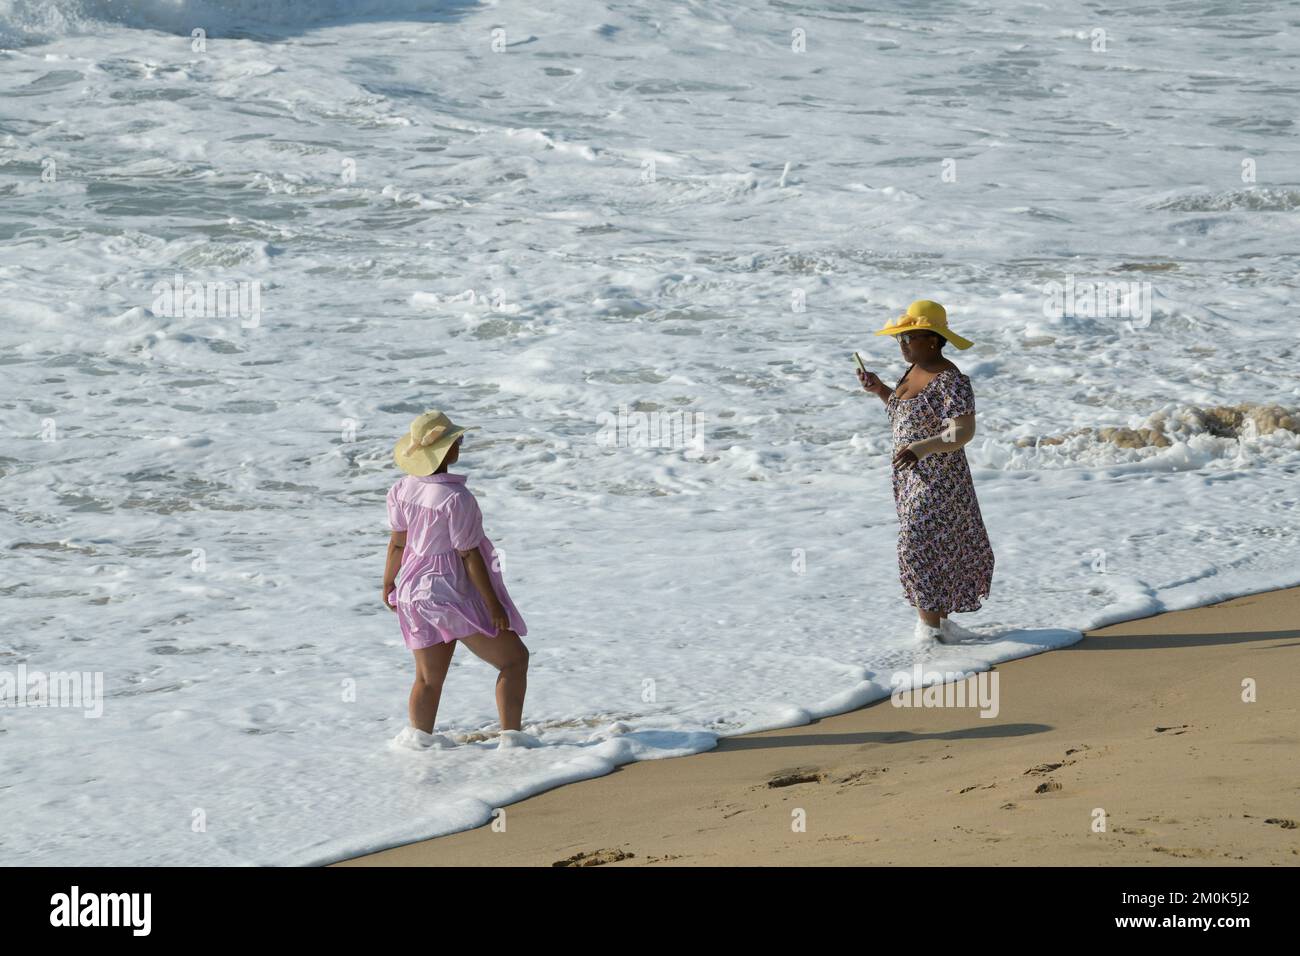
[874,299,974,350]
[393,409,479,476]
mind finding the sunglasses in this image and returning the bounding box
[897,332,938,345]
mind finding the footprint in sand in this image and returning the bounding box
[833,766,888,788]
[1034,780,1063,794]
[1024,762,1065,774]
[552,848,636,867]
[1152,845,1213,858]
[765,767,824,788]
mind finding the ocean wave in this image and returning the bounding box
[0,0,476,46]
[1146,188,1300,213]
[1011,402,1300,460]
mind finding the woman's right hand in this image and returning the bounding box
[490,603,509,634]
[857,367,885,396]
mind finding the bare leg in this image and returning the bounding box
[918,608,941,627]
[458,629,530,731]
[409,642,456,733]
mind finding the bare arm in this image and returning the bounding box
[906,413,976,460]
[382,530,406,610]
[459,545,508,632]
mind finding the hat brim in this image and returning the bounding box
[874,325,974,350]
[393,425,478,476]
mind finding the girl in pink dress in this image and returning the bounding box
[382,410,536,750]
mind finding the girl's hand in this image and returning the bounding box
[490,604,509,634]
[893,447,919,470]
[857,367,885,396]
[383,583,397,611]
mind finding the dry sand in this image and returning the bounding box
[336,587,1300,866]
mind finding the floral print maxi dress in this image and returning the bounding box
[887,366,995,613]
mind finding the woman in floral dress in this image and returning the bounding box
[857,300,995,645]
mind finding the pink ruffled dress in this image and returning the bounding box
[386,473,527,649]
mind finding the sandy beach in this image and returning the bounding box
[10,0,1300,870]
[337,587,1300,867]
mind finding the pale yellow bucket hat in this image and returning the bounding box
[874,299,974,350]
[393,409,479,476]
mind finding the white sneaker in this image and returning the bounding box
[939,618,982,644]
[393,726,458,750]
[496,729,542,750]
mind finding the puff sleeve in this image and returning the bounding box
[446,490,485,551]
[907,374,977,461]
[942,373,976,419]
[386,484,408,532]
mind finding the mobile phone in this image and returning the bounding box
[853,352,868,375]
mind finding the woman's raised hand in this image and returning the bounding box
[857,367,885,395]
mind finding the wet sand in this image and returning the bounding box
[336,587,1300,866]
